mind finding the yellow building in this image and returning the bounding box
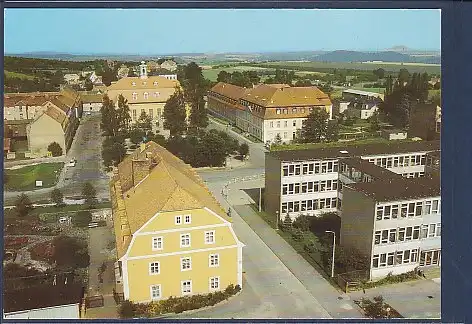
[106,61,189,126]
[111,141,244,303]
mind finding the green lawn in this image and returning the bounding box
[5,70,36,80]
[4,163,64,191]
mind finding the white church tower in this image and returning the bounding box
[139,61,148,79]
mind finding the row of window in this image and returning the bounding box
[269,119,300,129]
[132,108,156,120]
[151,231,215,250]
[150,277,220,300]
[282,180,338,195]
[372,249,419,268]
[376,199,440,220]
[149,254,219,275]
[402,171,425,178]
[132,80,160,87]
[275,106,321,115]
[282,160,339,176]
[208,92,239,106]
[281,197,339,213]
[367,154,426,168]
[131,91,161,100]
[270,131,297,140]
[374,223,441,245]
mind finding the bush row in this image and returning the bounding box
[360,270,419,290]
[119,284,241,318]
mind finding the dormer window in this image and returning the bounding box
[276,109,281,115]
[132,82,136,87]
[154,92,160,97]
[153,81,158,86]
[144,92,149,99]
[143,81,147,86]
[132,92,138,100]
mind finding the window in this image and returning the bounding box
[401,203,408,218]
[396,251,403,264]
[284,120,288,127]
[152,237,163,250]
[150,285,161,300]
[154,91,160,97]
[175,215,182,225]
[432,200,439,214]
[381,230,388,244]
[415,202,423,216]
[295,164,301,175]
[205,231,215,244]
[293,120,296,127]
[132,109,137,120]
[132,82,136,86]
[421,225,429,239]
[180,233,191,247]
[380,254,387,267]
[398,227,406,241]
[270,121,274,128]
[209,254,219,267]
[277,121,281,128]
[429,224,436,238]
[391,205,399,219]
[184,214,191,224]
[373,254,379,268]
[154,81,158,86]
[383,205,391,220]
[387,252,395,266]
[149,109,153,119]
[283,165,289,176]
[181,280,192,295]
[408,203,415,217]
[389,229,396,243]
[413,226,420,239]
[424,201,432,215]
[276,109,281,115]
[144,92,149,99]
[436,224,441,237]
[406,227,413,241]
[374,231,381,245]
[149,262,160,275]
[282,184,288,195]
[181,257,192,271]
[209,277,220,290]
[376,206,383,221]
[411,249,418,262]
[132,92,138,100]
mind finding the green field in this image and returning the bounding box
[252,61,441,74]
[202,66,272,81]
[5,70,36,80]
[4,162,64,191]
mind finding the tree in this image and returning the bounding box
[360,296,396,319]
[50,188,64,206]
[217,71,231,83]
[136,111,153,133]
[116,94,131,133]
[84,78,93,91]
[300,109,330,143]
[100,95,119,137]
[369,111,381,132]
[82,182,97,206]
[52,236,90,268]
[295,79,312,87]
[325,119,339,142]
[163,87,187,137]
[119,300,135,319]
[274,133,283,145]
[373,68,385,80]
[14,193,33,218]
[102,140,126,167]
[238,143,249,159]
[188,86,209,130]
[72,211,92,228]
[129,128,146,145]
[47,142,63,157]
[398,68,410,85]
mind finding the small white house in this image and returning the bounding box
[382,129,408,140]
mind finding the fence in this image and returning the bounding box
[336,269,370,293]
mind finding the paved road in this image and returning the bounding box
[4,114,110,205]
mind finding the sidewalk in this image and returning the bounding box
[226,180,364,319]
[4,155,67,169]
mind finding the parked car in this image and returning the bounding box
[88,222,99,228]
[67,158,77,167]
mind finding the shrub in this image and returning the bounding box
[72,211,92,228]
[47,142,63,157]
[118,300,135,319]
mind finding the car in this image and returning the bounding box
[67,160,76,167]
[86,111,92,115]
[88,222,99,228]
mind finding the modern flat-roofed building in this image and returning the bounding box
[264,140,440,220]
[341,176,441,280]
[342,89,384,102]
[207,82,332,144]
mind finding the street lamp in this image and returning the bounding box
[276,211,279,231]
[258,186,262,212]
[325,230,336,278]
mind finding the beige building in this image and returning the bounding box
[27,105,68,155]
[107,62,185,126]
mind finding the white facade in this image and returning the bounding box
[370,196,441,280]
[158,74,178,80]
[82,102,102,113]
[4,304,80,320]
[263,118,306,144]
[277,151,430,220]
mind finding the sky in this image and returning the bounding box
[4,9,441,54]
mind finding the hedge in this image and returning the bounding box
[118,284,241,318]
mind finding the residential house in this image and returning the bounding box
[344,97,381,120]
[264,140,440,220]
[160,60,178,72]
[107,61,187,126]
[63,73,80,85]
[207,82,333,144]
[3,282,84,319]
[81,93,103,113]
[341,175,440,280]
[342,89,384,102]
[117,65,130,79]
[111,141,244,303]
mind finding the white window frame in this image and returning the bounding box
[150,284,162,300]
[132,92,138,100]
[144,92,149,99]
[205,230,215,244]
[181,280,192,295]
[149,262,160,275]
[184,214,191,224]
[209,276,220,291]
[175,215,182,225]
[180,233,191,248]
[152,236,163,251]
[209,253,220,267]
[181,257,192,271]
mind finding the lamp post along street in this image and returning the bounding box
[326,230,336,278]
[258,187,262,212]
[276,211,279,230]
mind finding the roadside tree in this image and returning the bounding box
[163,87,187,137]
[47,142,63,157]
[50,188,64,206]
[15,193,33,218]
[238,143,250,159]
[82,182,97,206]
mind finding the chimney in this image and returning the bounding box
[131,158,152,186]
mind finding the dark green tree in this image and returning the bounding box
[238,143,250,159]
[84,78,93,91]
[300,109,330,143]
[100,95,119,137]
[47,142,63,157]
[325,119,340,142]
[81,182,97,206]
[14,193,33,218]
[136,111,153,133]
[188,87,209,130]
[369,111,381,132]
[129,128,146,145]
[50,188,64,206]
[373,68,385,80]
[274,133,283,145]
[116,94,131,133]
[217,71,231,83]
[163,87,187,137]
[72,211,92,228]
[397,68,410,85]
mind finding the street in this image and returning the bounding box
[4,114,110,205]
